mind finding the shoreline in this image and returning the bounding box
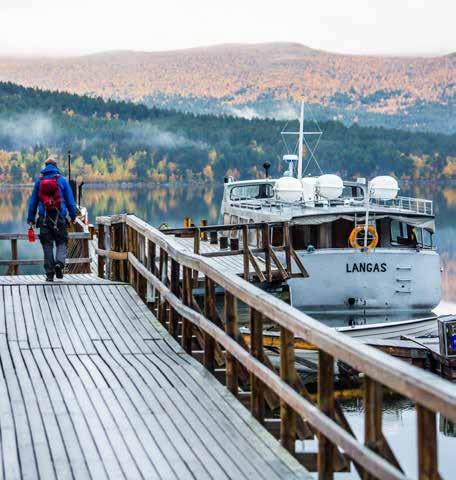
[1,178,456,189]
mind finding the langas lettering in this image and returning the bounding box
[346,263,387,273]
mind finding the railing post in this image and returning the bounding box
[97,223,105,278]
[168,259,180,338]
[250,308,265,423]
[364,376,383,480]
[203,277,216,373]
[242,224,249,280]
[10,239,18,275]
[193,228,200,286]
[146,238,156,310]
[417,405,438,480]
[283,222,292,275]
[280,326,296,453]
[318,350,335,480]
[137,234,147,301]
[262,223,272,282]
[181,266,193,353]
[81,234,90,274]
[224,291,238,396]
[158,248,168,325]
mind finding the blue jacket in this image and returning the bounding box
[27,164,77,223]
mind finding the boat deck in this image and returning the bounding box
[0,274,309,479]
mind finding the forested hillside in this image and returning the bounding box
[0,43,455,132]
[1,81,455,184]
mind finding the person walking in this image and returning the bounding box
[27,157,77,281]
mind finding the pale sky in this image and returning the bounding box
[0,0,454,57]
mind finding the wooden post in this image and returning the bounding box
[158,248,168,325]
[262,224,272,282]
[224,291,238,396]
[318,350,335,480]
[280,326,296,453]
[250,308,265,423]
[417,405,438,480]
[137,234,147,301]
[201,219,208,241]
[10,239,18,275]
[203,277,216,373]
[193,229,200,286]
[145,239,155,310]
[168,259,180,337]
[283,223,292,275]
[242,224,249,281]
[97,224,105,278]
[182,266,193,353]
[363,376,383,480]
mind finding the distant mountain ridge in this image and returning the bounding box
[0,42,454,133]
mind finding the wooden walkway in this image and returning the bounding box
[0,274,310,480]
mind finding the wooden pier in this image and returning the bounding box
[1,213,456,479]
[0,274,307,479]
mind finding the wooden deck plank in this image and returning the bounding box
[97,339,228,480]
[0,334,39,479]
[139,345,301,480]
[57,285,97,354]
[8,341,58,480]
[0,336,21,480]
[31,286,62,350]
[83,352,185,479]
[28,348,95,480]
[47,349,127,479]
[0,274,124,286]
[0,277,311,480]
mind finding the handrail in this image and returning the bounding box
[97,213,455,479]
[0,223,91,275]
[128,251,406,480]
[115,214,456,421]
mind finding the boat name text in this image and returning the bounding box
[346,262,387,273]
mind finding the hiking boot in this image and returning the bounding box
[54,263,64,279]
[45,273,54,282]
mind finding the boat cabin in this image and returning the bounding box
[221,178,435,252]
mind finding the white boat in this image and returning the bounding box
[220,102,442,315]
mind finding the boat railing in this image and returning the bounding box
[369,196,433,215]
[230,195,433,216]
[96,213,455,480]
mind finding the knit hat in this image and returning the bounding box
[45,156,57,165]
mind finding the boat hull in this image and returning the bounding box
[287,248,441,313]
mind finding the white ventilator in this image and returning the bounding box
[369,176,399,200]
[301,177,317,203]
[274,177,303,202]
[315,174,344,200]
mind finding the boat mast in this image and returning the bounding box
[297,100,304,179]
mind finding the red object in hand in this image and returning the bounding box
[28,227,36,243]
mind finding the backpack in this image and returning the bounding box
[38,175,62,212]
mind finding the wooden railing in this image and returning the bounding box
[161,220,308,281]
[96,214,456,480]
[0,219,91,274]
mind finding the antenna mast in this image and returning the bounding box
[297,100,304,179]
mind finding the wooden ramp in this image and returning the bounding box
[0,274,310,480]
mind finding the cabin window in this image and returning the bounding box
[415,228,433,249]
[230,184,274,201]
[390,220,433,248]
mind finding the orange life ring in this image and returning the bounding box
[349,225,379,249]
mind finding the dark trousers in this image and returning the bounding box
[38,216,68,274]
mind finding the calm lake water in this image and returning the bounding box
[0,182,455,478]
